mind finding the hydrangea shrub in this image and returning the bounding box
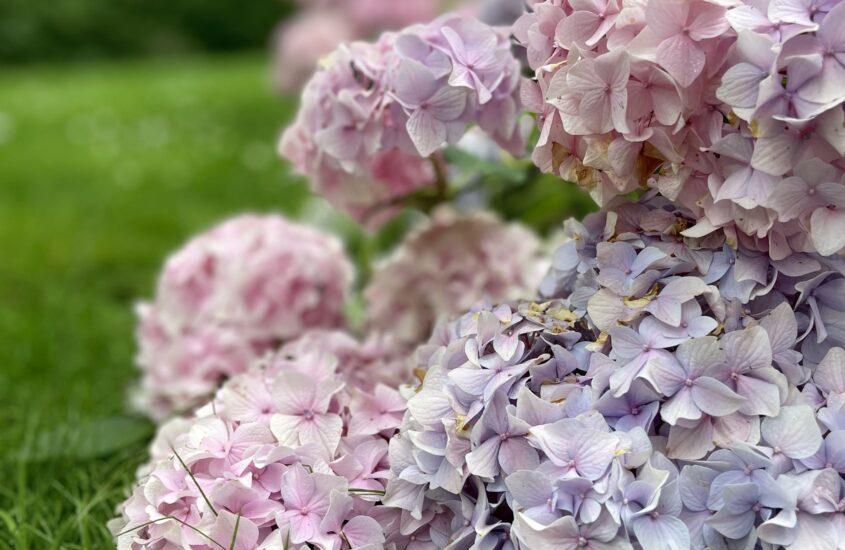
[116,1,845,548]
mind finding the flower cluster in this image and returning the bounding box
[385,194,845,549]
[279,14,525,225]
[134,214,353,420]
[112,344,409,549]
[116,5,845,549]
[364,207,546,346]
[518,0,845,256]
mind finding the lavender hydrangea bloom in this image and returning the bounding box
[383,189,845,549]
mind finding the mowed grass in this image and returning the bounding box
[0,53,309,548]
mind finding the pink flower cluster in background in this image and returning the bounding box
[365,207,546,345]
[134,214,353,419]
[279,15,525,226]
[520,0,845,257]
[277,329,410,392]
[273,0,445,92]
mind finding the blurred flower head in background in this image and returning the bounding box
[133,214,353,419]
[272,0,448,93]
[365,207,546,345]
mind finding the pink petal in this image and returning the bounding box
[687,2,729,40]
[406,108,447,157]
[646,0,690,38]
[656,34,705,88]
[556,11,601,47]
[343,516,386,547]
[210,511,259,550]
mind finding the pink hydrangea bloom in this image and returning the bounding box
[135,214,353,420]
[520,0,845,257]
[279,14,524,226]
[271,11,357,93]
[343,0,445,33]
[273,0,450,93]
[296,0,445,34]
[132,305,260,422]
[112,346,407,549]
[364,207,546,345]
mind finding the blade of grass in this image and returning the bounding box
[171,445,218,516]
[229,513,241,550]
[117,516,227,550]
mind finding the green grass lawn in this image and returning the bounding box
[0,53,309,548]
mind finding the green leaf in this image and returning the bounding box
[22,415,153,461]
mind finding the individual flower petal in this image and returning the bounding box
[761,405,823,459]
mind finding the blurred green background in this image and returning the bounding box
[0,53,311,548]
[0,3,304,544]
[0,2,593,547]
[0,0,295,63]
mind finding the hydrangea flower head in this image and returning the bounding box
[384,195,845,549]
[279,14,524,226]
[364,207,546,346]
[134,214,353,419]
[520,0,845,258]
[112,344,407,548]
